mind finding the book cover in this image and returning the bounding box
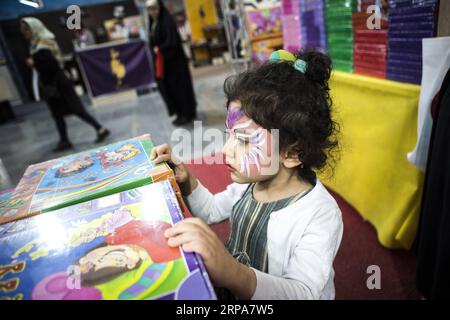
[0,180,216,300]
[0,134,180,225]
[245,4,283,41]
[0,190,14,236]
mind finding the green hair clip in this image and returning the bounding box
[269,49,307,74]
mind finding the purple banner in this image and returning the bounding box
[77,40,154,97]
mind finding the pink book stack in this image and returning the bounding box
[281,0,302,53]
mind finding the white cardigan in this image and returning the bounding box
[186,179,344,300]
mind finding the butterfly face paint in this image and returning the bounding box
[226,107,245,130]
[232,120,265,177]
[223,102,277,181]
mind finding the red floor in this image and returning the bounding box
[185,158,421,300]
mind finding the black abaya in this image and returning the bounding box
[32,49,85,117]
[149,0,197,119]
[416,67,450,299]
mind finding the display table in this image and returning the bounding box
[320,71,424,249]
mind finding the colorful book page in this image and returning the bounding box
[0,134,176,225]
[0,180,215,300]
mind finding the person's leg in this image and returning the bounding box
[54,116,69,142]
[75,110,110,143]
[168,77,197,125]
[75,110,102,130]
[157,79,180,118]
[167,61,197,124]
[52,116,73,152]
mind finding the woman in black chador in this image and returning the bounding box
[147,0,197,126]
[21,17,110,152]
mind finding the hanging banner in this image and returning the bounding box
[77,40,154,97]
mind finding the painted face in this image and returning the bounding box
[222,101,279,183]
[79,244,140,272]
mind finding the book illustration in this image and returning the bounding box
[245,5,283,40]
[0,135,174,225]
[0,181,215,300]
[0,162,53,224]
[31,139,152,208]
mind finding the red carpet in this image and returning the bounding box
[185,158,421,299]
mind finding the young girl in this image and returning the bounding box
[151,50,343,300]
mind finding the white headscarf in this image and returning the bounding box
[21,17,63,66]
[146,0,160,34]
[145,0,158,7]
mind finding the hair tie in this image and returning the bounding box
[269,49,307,74]
[293,59,307,73]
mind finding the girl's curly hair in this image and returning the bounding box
[224,50,339,184]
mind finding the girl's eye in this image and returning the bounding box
[237,137,249,145]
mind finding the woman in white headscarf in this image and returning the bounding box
[21,17,110,152]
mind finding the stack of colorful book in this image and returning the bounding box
[325,0,357,72]
[281,0,302,53]
[0,134,181,225]
[0,181,216,300]
[245,4,284,64]
[352,9,388,79]
[300,0,327,53]
[0,135,216,300]
[386,0,438,84]
[359,0,378,12]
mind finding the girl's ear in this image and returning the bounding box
[281,151,302,169]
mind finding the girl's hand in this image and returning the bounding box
[165,217,237,287]
[165,217,256,299]
[150,144,198,195]
[154,46,159,54]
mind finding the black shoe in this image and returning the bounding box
[53,141,73,152]
[172,116,193,126]
[96,128,111,143]
[172,116,187,126]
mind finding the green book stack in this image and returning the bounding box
[0,134,180,225]
[325,0,357,72]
